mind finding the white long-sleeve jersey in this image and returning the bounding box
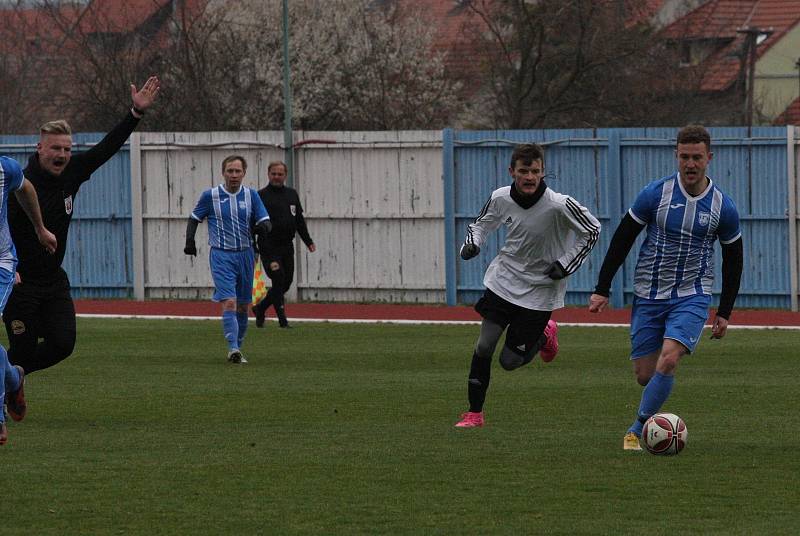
[465,185,601,311]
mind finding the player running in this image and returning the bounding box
[184,155,270,364]
[455,143,600,428]
[588,125,743,451]
[1,156,57,445]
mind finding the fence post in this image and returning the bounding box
[443,128,457,306]
[607,129,625,308]
[129,132,145,300]
[788,125,798,311]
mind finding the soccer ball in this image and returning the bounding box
[642,413,687,455]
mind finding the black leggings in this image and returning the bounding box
[3,280,77,374]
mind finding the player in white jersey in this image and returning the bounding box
[455,144,600,428]
[588,125,743,451]
[184,155,270,364]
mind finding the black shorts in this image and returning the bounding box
[475,288,551,354]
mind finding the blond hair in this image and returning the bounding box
[39,119,72,136]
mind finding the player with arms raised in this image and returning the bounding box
[589,125,743,451]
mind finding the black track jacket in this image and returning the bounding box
[9,111,140,284]
[256,183,313,251]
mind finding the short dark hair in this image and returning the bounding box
[268,160,287,173]
[510,143,544,168]
[221,155,247,173]
[676,125,711,151]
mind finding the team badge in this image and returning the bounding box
[504,216,513,226]
[697,212,710,226]
[10,320,25,335]
[290,204,296,216]
[64,195,73,215]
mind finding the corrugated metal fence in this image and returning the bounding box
[2,126,798,310]
[445,127,800,310]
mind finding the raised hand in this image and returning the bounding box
[131,76,161,112]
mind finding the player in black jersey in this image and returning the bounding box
[3,77,160,374]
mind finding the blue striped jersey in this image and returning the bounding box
[630,173,741,300]
[0,156,24,272]
[191,185,269,251]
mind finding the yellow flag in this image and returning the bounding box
[252,261,268,306]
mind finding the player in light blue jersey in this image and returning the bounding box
[588,125,744,451]
[0,156,57,445]
[184,155,270,364]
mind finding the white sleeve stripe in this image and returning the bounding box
[564,198,600,273]
[564,229,599,273]
[466,196,493,245]
[719,232,741,245]
[628,208,646,225]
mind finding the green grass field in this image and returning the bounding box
[3,318,798,535]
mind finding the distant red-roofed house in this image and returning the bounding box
[775,96,800,124]
[660,0,800,125]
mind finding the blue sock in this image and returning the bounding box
[628,371,674,436]
[236,311,249,348]
[222,311,239,351]
[0,347,7,405]
[1,345,19,393]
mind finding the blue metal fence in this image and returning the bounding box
[444,127,791,309]
[0,134,133,298]
[3,126,793,308]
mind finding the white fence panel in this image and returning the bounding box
[137,130,445,302]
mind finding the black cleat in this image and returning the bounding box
[253,304,265,328]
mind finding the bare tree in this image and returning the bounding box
[461,0,724,129]
[0,2,62,133]
[0,0,464,133]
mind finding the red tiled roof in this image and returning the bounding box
[774,97,800,125]
[661,0,800,92]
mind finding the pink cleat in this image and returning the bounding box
[0,421,7,445]
[454,411,484,428]
[539,320,559,363]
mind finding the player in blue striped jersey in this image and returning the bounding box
[0,156,57,444]
[184,155,270,364]
[589,125,744,451]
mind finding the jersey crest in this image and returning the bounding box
[64,194,73,215]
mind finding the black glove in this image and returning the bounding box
[460,243,479,260]
[255,220,272,236]
[184,240,197,256]
[544,261,567,280]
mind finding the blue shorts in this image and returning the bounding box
[0,267,15,313]
[209,248,255,303]
[630,294,711,359]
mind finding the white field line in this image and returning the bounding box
[76,313,800,330]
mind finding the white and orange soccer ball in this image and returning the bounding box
[642,413,687,455]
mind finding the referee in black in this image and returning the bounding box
[253,161,315,328]
[3,76,160,374]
